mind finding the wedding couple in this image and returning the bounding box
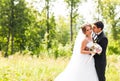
[54,21,108,81]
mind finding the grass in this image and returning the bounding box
[0,53,119,81]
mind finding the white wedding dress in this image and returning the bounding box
[54,30,98,81]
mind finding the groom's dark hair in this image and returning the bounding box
[94,21,104,30]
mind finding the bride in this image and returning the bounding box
[54,24,99,81]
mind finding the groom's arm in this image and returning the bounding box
[99,37,108,56]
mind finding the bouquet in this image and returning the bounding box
[86,42,102,63]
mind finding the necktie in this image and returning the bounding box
[92,33,98,43]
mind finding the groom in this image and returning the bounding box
[92,21,108,81]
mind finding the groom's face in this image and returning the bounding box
[92,25,100,33]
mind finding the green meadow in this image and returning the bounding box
[0,53,119,81]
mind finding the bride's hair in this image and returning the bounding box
[73,24,92,55]
[81,24,92,34]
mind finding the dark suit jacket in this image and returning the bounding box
[94,31,108,81]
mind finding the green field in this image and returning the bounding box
[0,53,120,81]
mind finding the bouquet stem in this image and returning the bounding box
[86,54,95,63]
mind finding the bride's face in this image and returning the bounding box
[85,26,92,36]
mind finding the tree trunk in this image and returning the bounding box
[97,0,101,20]
[5,28,10,57]
[46,0,50,50]
[10,0,14,54]
[112,22,117,40]
[70,0,73,42]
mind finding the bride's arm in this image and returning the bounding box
[80,39,93,54]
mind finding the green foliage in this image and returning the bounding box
[0,0,35,55]
[56,16,73,45]
[0,0,119,57]
[107,37,120,55]
[98,0,120,40]
[51,40,72,58]
[64,0,81,7]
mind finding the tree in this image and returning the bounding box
[97,0,120,40]
[0,0,34,56]
[64,0,81,42]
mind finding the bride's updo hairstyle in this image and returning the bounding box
[81,24,92,34]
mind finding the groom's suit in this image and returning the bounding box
[93,31,108,81]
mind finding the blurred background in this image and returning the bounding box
[0,0,120,57]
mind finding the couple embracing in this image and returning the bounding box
[54,21,108,81]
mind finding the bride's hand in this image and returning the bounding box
[90,51,95,55]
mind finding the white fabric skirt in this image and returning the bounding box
[54,53,98,81]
